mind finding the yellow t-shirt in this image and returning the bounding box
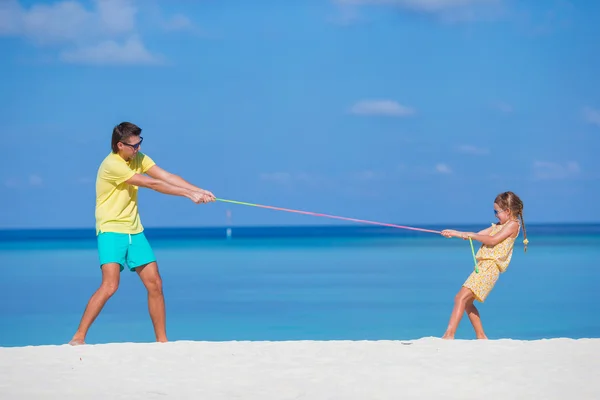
[95,152,156,235]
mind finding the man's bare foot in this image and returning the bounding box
[441,333,454,340]
[69,338,86,346]
[476,335,488,340]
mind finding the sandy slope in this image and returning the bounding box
[1,338,598,399]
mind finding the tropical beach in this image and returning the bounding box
[1,0,599,399]
[1,226,599,398]
[1,338,599,399]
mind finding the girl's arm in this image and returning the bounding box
[477,225,494,236]
[458,225,494,238]
[441,222,518,245]
[440,225,493,239]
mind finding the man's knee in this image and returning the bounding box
[144,276,163,296]
[138,265,163,294]
[100,263,121,296]
[100,281,119,296]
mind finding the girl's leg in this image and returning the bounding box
[442,286,475,339]
[465,299,487,339]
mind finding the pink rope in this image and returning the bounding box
[216,198,441,234]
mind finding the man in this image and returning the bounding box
[69,121,215,345]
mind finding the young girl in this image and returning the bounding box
[440,191,528,340]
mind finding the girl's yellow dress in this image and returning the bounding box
[463,222,520,302]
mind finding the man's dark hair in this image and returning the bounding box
[111,122,142,153]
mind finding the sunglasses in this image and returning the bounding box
[494,209,505,215]
[121,136,143,150]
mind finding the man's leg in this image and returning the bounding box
[69,263,121,345]
[135,262,167,342]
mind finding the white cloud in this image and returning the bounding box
[0,1,19,35]
[0,0,132,44]
[492,101,513,113]
[333,0,502,22]
[355,170,385,181]
[329,4,362,25]
[583,107,600,127]
[77,177,93,185]
[259,172,333,189]
[97,0,136,35]
[162,14,193,32]
[533,161,580,180]
[336,0,496,12]
[29,174,43,186]
[295,173,319,184]
[3,174,43,187]
[455,144,489,155]
[350,100,415,117]
[0,0,191,65]
[4,178,19,188]
[435,163,452,174]
[259,172,292,184]
[60,36,163,66]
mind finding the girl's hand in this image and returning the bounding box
[441,229,458,238]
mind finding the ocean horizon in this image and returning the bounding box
[2,221,600,241]
[1,222,599,348]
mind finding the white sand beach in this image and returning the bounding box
[1,338,598,399]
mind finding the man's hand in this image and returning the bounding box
[188,191,203,204]
[200,193,214,203]
[188,190,215,204]
[200,189,216,202]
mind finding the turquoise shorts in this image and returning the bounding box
[97,231,156,272]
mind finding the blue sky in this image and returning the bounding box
[0,0,598,229]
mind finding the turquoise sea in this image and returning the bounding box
[1,223,599,347]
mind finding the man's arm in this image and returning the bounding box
[146,165,215,200]
[124,173,205,203]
